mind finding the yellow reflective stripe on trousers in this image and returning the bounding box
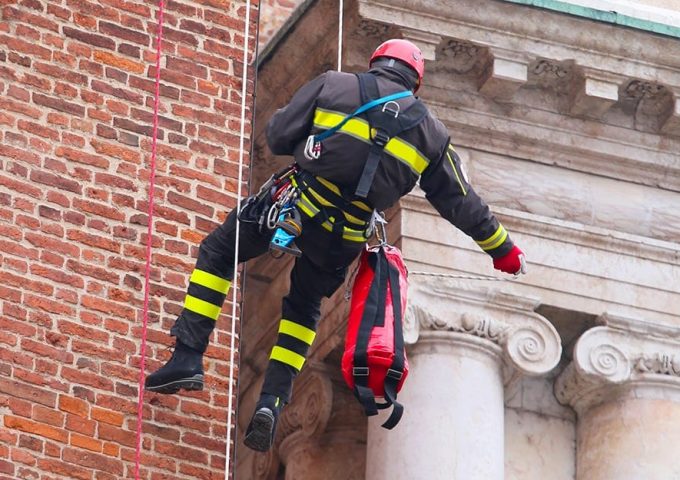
[313,108,429,174]
[278,319,316,345]
[190,269,231,294]
[270,346,306,371]
[184,294,221,320]
[476,225,508,251]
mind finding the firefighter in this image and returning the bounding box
[145,39,527,452]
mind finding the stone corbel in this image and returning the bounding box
[404,278,562,385]
[555,312,680,415]
[478,47,529,101]
[276,362,334,462]
[569,67,620,118]
[660,93,680,136]
[399,28,441,62]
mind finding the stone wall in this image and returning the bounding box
[0,1,257,478]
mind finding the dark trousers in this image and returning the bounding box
[171,202,365,403]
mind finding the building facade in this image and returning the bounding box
[236,0,680,479]
[0,1,257,478]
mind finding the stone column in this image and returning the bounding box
[366,278,562,480]
[555,313,680,480]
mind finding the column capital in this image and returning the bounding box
[405,278,562,381]
[277,362,334,462]
[555,312,680,413]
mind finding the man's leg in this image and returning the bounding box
[146,208,271,393]
[243,253,348,451]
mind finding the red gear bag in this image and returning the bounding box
[341,244,409,429]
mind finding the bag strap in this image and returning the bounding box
[378,256,405,429]
[352,249,388,417]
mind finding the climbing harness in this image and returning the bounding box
[303,89,414,161]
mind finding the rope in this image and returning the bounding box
[409,271,519,282]
[337,0,343,71]
[225,0,251,477]
[134,0,164,478]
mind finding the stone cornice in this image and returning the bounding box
[555,313,680,413]
[401,193,680,268]
[354,0,680,191]
[405,277,562,381]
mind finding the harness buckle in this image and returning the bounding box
[386,369,403,381]
[304,135,321,160]
[353,367,369,377]
[371,128,390,147]
[382,100,400,118]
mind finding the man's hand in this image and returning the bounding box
[493,245,527,275]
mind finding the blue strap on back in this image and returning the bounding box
[313,90,413,143]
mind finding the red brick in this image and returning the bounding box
[34,62,88,85]
[25,232,79,257]
[99,21,149,46]
[63,26,116,50]
[36,458,92,480]
[30,169,82,194]
[31,405,64,428]
[93,50,145,74]
[4,416,66,443]
[55,146,109,168]
[0,34,51,60]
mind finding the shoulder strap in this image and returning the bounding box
[354,74,428,198]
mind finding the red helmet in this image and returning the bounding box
[370,39,425,91]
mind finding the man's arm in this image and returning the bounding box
[266,73,328,156]
[419,143,526,274]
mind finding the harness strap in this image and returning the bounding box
[354,73,428,198]
[295,170,372,223]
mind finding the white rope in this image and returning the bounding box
[337,0,343,71]
[226,0,251,477]
[409,271,519,282]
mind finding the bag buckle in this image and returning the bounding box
[386,369,403,381]
[353,367,369,377]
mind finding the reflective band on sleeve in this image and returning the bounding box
[314,108,430,174]
[190,269,231,294]
[270,346,306,371]
[446,151,467,196]
[278,319,316,345]
[476,225,508,251]
[184,294,221,320]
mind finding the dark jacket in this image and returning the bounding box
[266,67,514,258]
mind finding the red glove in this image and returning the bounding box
[493,245,527,275]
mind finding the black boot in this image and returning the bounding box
[243,394,282,452]
[145,340,204,394]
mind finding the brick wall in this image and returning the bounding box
[259,0,302,46]
[0,0,257,478]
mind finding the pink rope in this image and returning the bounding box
[134,1,164,478]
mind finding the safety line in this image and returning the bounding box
[225,0,252,477]
[337,0,343,71]
[134,0,164,478]
[409,271,519,282]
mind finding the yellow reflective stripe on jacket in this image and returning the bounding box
[315,176,372,212]
[189,269,231,294]
[278,319,316,346]
[270,346,306,371]
[297,195,367,242]
[313,108,430,174]
[476,224,508,251]
[184,294,221,320]
[303,188,368,226]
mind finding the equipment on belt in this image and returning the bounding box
[341,220,409,430]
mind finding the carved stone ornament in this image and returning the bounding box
[555,312,680,413]
[276,363,333,460]
[404,278,562,379]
